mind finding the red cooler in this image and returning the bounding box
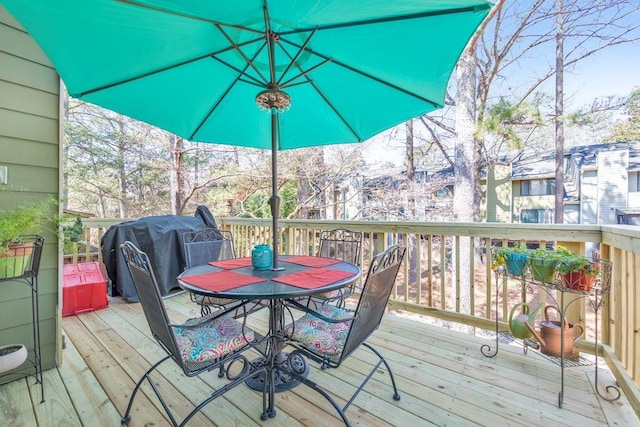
[62,262,109,316]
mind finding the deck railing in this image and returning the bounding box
[73,217,640,411]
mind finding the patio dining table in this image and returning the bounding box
[177,255,360,420]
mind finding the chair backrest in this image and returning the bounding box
[120,241,182,360]
[182,229,235,269]
[339,245,405,363]
[318,229,362,266]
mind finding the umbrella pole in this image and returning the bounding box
[269,111,283,271]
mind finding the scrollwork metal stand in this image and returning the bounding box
[480,266,533,358]
[0,236,44,403]
[482,258,620,408]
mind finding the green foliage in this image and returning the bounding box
[492,242,530,269]
[555,246,598,276]
[529,247,561,261]
[0,195,55,255]
[241,181,298,219]
[479,97,543,150]
[243,194,270,218]
[279,182,298,218]
[61,217,84,254]
[608,87,640,142]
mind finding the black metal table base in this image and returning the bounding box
[245,351,309,392]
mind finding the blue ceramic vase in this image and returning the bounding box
[251,244,273,270]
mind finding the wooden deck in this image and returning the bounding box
[1,293,638,426]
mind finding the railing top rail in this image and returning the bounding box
[218,217,604,242]
[80,216,640,254]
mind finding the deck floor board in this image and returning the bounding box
[0,293,638,426]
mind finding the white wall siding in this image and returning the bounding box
[597,150,628,224]
[581,170,598,225]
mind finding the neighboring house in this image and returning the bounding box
[0,6,62,375]
[486,141,640,225]
[331,167,457,221]
[338,140,640,225]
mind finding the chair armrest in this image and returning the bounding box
[170,300,253,329]
[284,298,355,324]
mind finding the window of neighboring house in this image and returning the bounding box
[520,179,555,196]
[630,171,640,192]
[520,208,554,223]
[434,185,453,201]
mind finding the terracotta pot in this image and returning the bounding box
[0,242,33,280]
[561,270,596,292]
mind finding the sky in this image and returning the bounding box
[563,41,640,107]
[362,25,640,169]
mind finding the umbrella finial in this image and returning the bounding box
[256,85,291,112]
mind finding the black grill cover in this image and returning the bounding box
[101,206,220,301]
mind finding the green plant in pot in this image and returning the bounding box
[555,246,598,292]
[528,247,559,283]
[0,196,54,279]
[492,243,530,276]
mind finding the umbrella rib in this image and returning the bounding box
[74,37,264,97]
[189,46,266,140]
[74,52,218,97]
[279,5,490,35]
[279,58,332,89]
[239,77,268,88]
[215,24,269,85]
[210,55,266,87]
[280,38,441,109]
[117,0,264,35]
[276,27,318,87]
[277,41,363,142]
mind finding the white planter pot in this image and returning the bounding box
[0,344,28,374]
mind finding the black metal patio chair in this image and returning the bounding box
[119,241,263,427]
[182,228,236,315]
[310,228,362,307]
[283,244,405,426]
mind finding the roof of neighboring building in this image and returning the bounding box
[511,140,640,179]
[511,151,556,179]
[569,140,640,171]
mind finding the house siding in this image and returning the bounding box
[581,170,598,225]
[486,164,511,222]
[597,149,628,224]
[0,5,60,374]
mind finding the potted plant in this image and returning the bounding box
[492,242,530,276]
[0,196,54,279]
[555,246,599,292]
[528,247,559,283]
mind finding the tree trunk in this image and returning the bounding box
[453,47,477,320]
[297,170,310,219]
[405,119,418,284]
[554,0,565,224]
[169,134,185,215]
[117,122,128,218]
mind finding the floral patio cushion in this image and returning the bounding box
[172,314,254,364]
[284,305,353,363]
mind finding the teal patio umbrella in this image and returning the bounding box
[2,0,492,269]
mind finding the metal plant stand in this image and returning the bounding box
[0,235,44,403]
[482,256,620,408]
